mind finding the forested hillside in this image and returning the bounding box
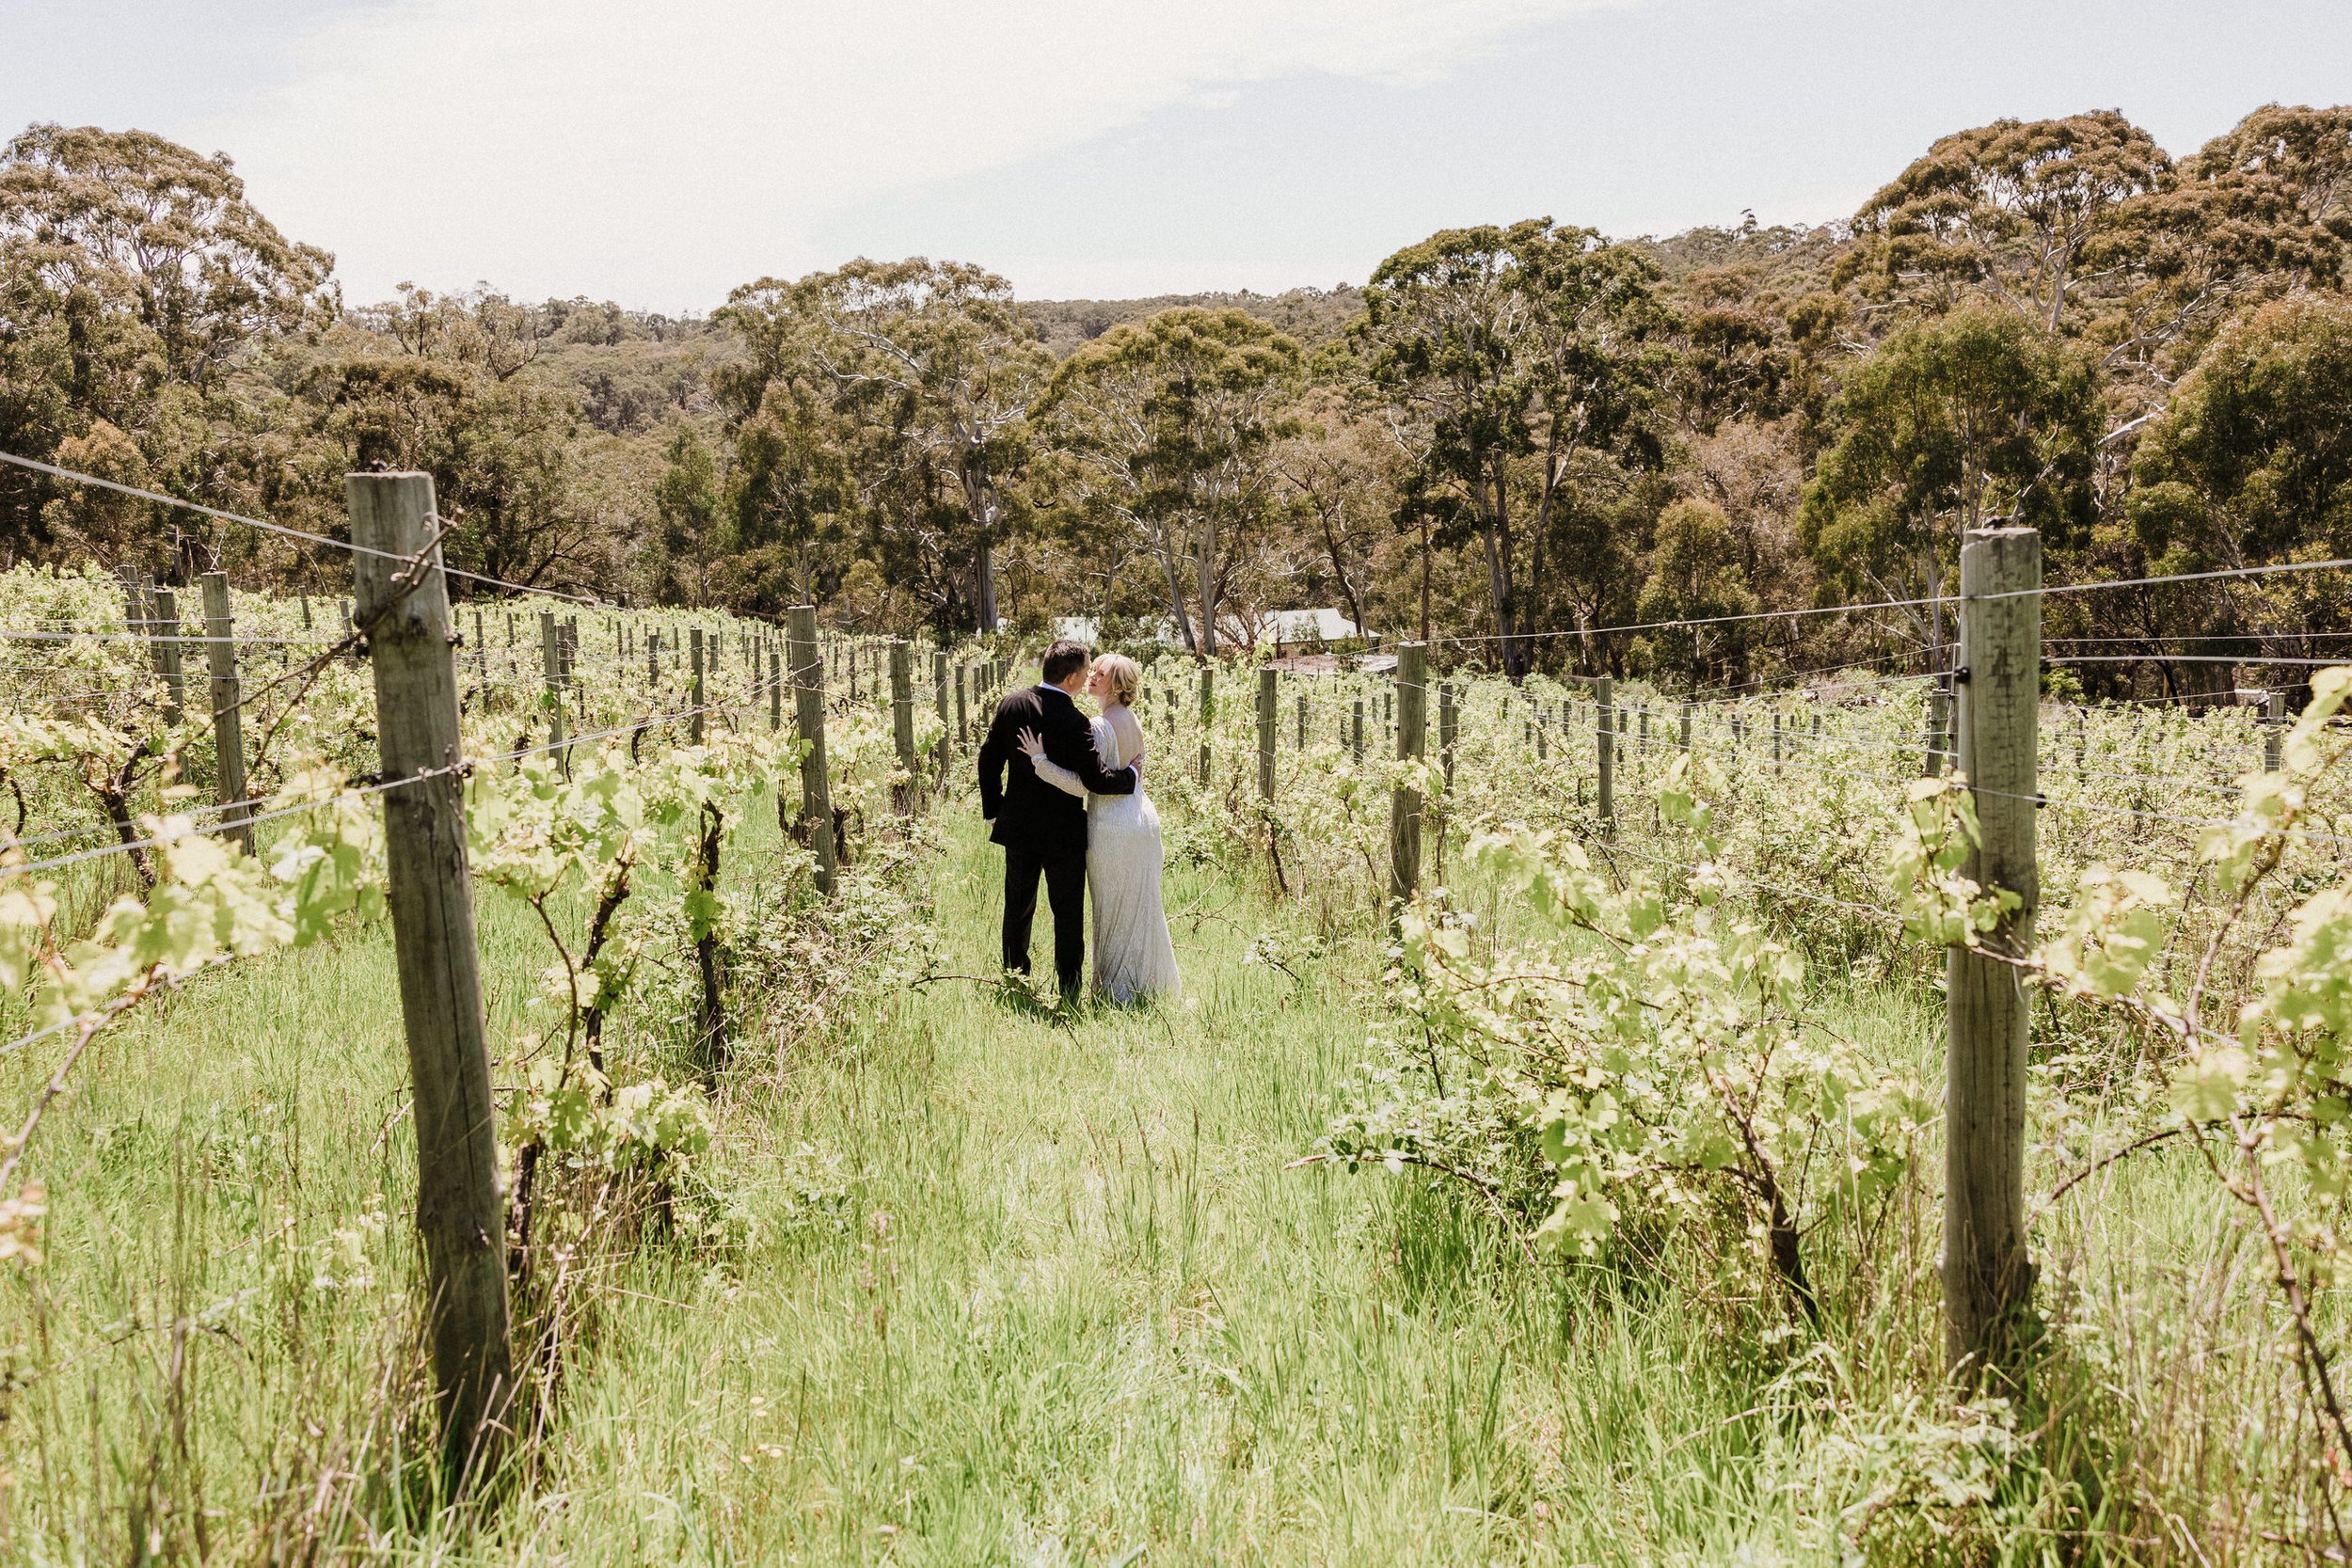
[5,107,2351,699]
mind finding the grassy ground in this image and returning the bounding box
[1,801,2317,1563]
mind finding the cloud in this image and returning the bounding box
[198,0,1621,307]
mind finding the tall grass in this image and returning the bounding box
[0,795,2324,1563]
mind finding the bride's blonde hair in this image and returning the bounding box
[1094,653,1141,708]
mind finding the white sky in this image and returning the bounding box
[7,0,2350,311]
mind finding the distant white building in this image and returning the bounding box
[1248,608,1362,646]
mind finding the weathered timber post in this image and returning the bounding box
[1295,691,1308,752]
[198,574,253,855]
[1946,526,2042,1385]
[1351,696,1365,764]
[689,627,707,745]
[1772,710,1783,769]
[539,611,565,773]
[1595,676,1614,833]
[787,606,837,896]
[472,607,487,688]
[932,649,951,775]
[956,662,970,746]
[559,621,578,735]
[298,589,312,630]
[646,630,659,686]
[1438,681,1458,788]
[1391,643,1427,911]
[1679,702,1692,751]
[891,641,916,813]
[1925,680,1952,778]
[1196,664,1214,785]
[1256,668,1278,801]
[151,585,186,723]
[346,472,513,1492]
[2265,689,2284,773]
[769,650,783,732]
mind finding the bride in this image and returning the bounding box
[1015,653,1181,1004]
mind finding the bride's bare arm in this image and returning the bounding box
[1014,725,1089,798]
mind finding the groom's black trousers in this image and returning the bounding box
[1003,842,1088,996]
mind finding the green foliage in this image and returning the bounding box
[1323,765,1926,1322]
[2129,293,2352,574]
[1801,305,2100,626]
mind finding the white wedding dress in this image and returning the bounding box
[1027,705,1181,1004]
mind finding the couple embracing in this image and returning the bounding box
[977,639,1180,1005]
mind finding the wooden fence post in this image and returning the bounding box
[198,573,253,855]
[1595,675,1614,833]
[787,606,837,895]
[1925,681,1952,777]
[346,471,513,1490]
[559,621,578,736]
[1679,702,1692,751]
[1295,690,1308,751]
[151,585,186,723]
[1438,681,1458,787]
[891,641,916,813]
[1946,526,2042,1384]
[2265,689,2284,772]
[690,627,707,745]
[539,611,565,773]
[1257,668,1277,801]
[956,662,970,746]
[769,650,783,733]
[1351,695,1365,764]
[1391,643,1427,911]
[1197,664,1214,785]
[932,648,951,776]
[472,607,487,688]
[119,565,144,642]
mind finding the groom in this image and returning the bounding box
[977,640,1139,997]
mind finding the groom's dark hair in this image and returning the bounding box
[1040,639,1091,686]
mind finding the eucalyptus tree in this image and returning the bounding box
[1846,110,2341,390]
[719,258,1045,632]
[1634,498,1760,689]
[1800,305,2100,661]
[1270,387,1397,642]
[2121,293,2352,675]
[1354,219,1668,677]
[0,124,335,565]
[0,123,334,388]
[1848,112,2171,333]
[1034,308,1302,657]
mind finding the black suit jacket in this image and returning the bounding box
[978,684,1137,853]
